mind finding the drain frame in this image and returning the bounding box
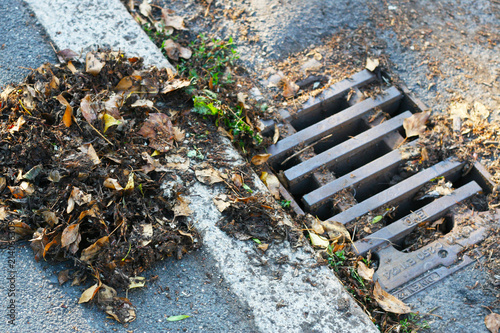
[260,69,496,298]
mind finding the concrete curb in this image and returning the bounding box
[22,0,379,331]
[24,0,173,70]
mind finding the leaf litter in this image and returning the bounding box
[0,50,201,323]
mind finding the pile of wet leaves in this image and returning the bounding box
[0,51,202,323]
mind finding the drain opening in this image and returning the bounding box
[260,69,495,299]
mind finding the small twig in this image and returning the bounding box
[86,121,114,146]
[281,134,333,165]
[204,0,213,17]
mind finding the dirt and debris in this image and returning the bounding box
[0,51,203,323]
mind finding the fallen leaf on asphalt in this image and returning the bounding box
[357,261,374,281]
[56,49,78,62]
[195,166,224,185]
[79,283,100,303]
[162,9,187,30]
[56,94,73,127]
[403,111,430,138]
[257,243,269,251]
[281,77,299,98]
[128,276,146,289]
[85,52,105,76]
[10,220,33,236]
[365,58,380,71]
[310,216,325,234]
[485,313,500,333]
[166,315,190,322]
[251,153,271,165]
[373,281,411,314]
[58,269,70,285]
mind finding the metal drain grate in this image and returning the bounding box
[261,70,495,299]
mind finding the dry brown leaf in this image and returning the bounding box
[139,0,152,17]
[85,52,105,76]
[8,181,35,199]
[80,94,98,124]
[260,172,280,199]
[485,313,500,333]
[131,99,154,108]
[251,153,272,166]
[309,232,330,248]
[373,281,411,314]
[57,49,78,62]
[195,167,224,185]
[165,155,190,171]
[310,216,325,234]
[357,261,374,281]
[281,77,299,98]
[173,127,185,142]
[162,39,192,61]
[102,296,136,323]
[162,10,187,30]
[58,269,70,286]
[138,113,173,140]
[173,195,192,217]
[138,224,153,247]
[61,223,80,248]
[403,111,430,138]
[79,143,101,165]
[80,236,109,263]
[114,75,142,91]
[257,243,269,252]
[231,173,243,187]
[8,116,26,134]
[213,194,231,212]
[56,94,73,127]
[78,283,100,303]
[10,220,33,236]
[272,124,280,144]
[321,220,351,243]
[160,78,191,94]
[103,178,124,191]
[70,187,92,206]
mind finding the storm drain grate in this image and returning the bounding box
[261,70,495,299]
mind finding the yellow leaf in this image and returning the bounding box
[103,113,121,133]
